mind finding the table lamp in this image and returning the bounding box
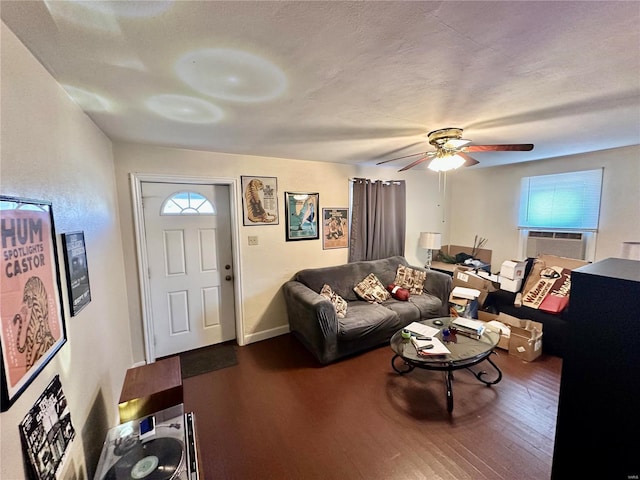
[419,232,442,269]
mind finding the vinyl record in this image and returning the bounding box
[103,438,183,480]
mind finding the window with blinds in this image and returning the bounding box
[518,168,603,231]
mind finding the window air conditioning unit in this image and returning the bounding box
[525,231,587,260]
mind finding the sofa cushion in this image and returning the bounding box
[409,294,444,318]
[383,298,421,322]
[320,284,347,318]
[394,265,427,295]
[338,301,400,341]
[354,273,391,303]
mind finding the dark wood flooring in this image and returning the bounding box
[183,334,561,480]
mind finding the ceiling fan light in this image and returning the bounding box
[428,154,465,172]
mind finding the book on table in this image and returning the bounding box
[452,317,486,336]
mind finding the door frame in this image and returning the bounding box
[130,173,245,363]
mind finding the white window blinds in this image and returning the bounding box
[518,168,603,230]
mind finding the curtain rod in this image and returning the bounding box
[348,178,404,185]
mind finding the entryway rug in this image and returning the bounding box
[180,343,238,379]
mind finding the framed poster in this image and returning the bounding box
[322,207,349,249]
[61,231,91,316]
[241,176,279,225]
[20,375,75,480]
[0,196,67,412]
[285,192,319,241]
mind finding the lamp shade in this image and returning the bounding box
[621,241,640,260]
[419,232,442,250]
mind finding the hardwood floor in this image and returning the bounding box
[183,334,561,480]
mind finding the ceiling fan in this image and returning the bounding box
[377,127,534,172]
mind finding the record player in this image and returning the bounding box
[93,404,199,480]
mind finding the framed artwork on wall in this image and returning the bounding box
[61,231,91,316]
[285,192,319,241]
[19,374,75,479]
[322,207,349,249]
[241,176,279,225]
[0,196,67,412]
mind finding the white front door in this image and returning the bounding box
[141,182,236,358]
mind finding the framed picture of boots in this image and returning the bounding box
[241,176,279,225]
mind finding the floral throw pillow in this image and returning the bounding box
[320,284,348,318]
[353,273,391,303]
[393,265,427,295]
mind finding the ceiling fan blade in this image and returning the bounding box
[376,151,428,165]
[464,144,534,152]
[458,152,480,167]
[398,154,434,172]
[443,138,472,149]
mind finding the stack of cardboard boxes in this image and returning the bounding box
[498,260,527,293]
[447,262,543,361]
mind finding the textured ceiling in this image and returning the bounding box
[2,1,639,169]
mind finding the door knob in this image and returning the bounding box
[225,275,232,281]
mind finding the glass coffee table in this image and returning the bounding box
[390,317,502,413]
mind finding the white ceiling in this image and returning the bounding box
[2,1,639,169]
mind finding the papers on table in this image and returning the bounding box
[404,321,440,338]
[404,321,451,355]
[410,336,451,355]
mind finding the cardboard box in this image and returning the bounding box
[504,315,543,362]
[500,277,523,293]
[451,266,498,307]
[477,311,510,349]
[500,260,527,280]
[449,286,480,308]
[509,326,543,362]
[477,311,542,360]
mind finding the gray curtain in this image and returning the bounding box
[349,178,406,262]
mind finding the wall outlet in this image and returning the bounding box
[248,235,259,246]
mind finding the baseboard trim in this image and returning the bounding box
[243,324,290,345]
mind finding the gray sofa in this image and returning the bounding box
[283,256,452,364]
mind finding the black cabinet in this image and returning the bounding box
[551,258,640,479]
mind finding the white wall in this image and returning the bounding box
[1,22,132,480]
[113,143,446,363]
[447,146,640,268]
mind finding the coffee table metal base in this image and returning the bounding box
[391,351,502,413]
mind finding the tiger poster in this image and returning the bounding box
[1,197,66,411]
[241,176,279,225]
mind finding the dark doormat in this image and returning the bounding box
[180,343,238,379]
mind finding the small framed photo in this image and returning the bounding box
[322,208,349,249]
[285,192,319,241]
[61,231,91,316]
[241,176,279,225]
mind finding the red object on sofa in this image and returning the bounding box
[386,284,410,301]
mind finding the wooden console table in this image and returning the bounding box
[118,356,183,423]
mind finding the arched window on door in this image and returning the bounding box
[161,191,215,215]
